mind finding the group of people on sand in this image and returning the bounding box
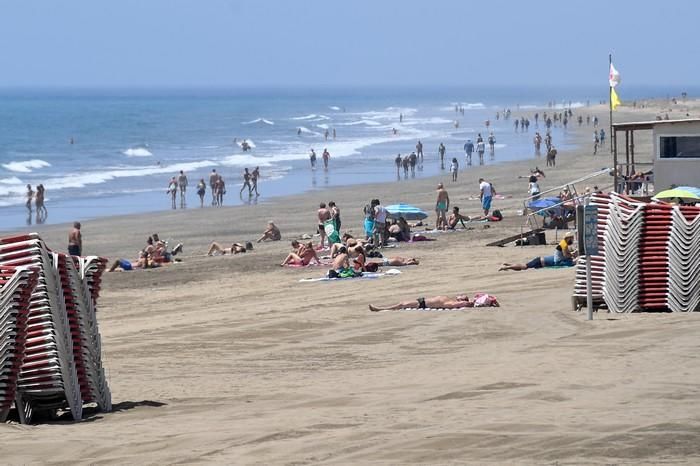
[109,233,183,272]
[25,184,48,223]
[207,221,280,256]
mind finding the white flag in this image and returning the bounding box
[609,63,621,88]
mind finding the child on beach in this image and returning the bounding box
[196,179,206,207]
[450,158,459,182]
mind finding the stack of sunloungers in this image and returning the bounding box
[573,193,700,312]
[0,233,110,423]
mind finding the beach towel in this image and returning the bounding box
[300,268,401,282]
[324,219,341,244]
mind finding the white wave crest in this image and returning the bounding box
[291,114,331,122]
[297,126,320,136]
[242,118,275,125]
[316,124,330,130]
[339,119,382,127]
[2,159,51,173]
[329,106,341,111]
[123,147,153,157]
[0,176,24,185]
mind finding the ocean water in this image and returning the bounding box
[0,86,629,229]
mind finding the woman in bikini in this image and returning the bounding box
[280,241,321,266]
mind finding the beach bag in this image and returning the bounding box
[323,219,341,244]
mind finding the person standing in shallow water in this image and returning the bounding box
[416,140,424,164]
[395,153,402,177]
[25,184,34,214]
[196,179,206,207]
[240,168,252,196]
[177,170,188,208]
[251,166,260,196]
[438,143,446,169]
[322,148,331,170]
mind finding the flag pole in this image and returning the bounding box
[609,53,614,153]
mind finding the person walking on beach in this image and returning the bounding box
[599,128,606,147]
[546,146,557,167]
[317,202,332,249]
[332,128,336,140]
[216,177,226,206]
[240,168,252,196]
[409,152,417,176]
[514,119,519,132]
[476,139,486,165]
[251,166,260,196]
[196,178,206,207]
[177,170,188,208]
[544,132,553,152]
[463,139,474,166]
[322,148,331,170]
[209,169,219,206]
[416,140,424,164]
[534,132,542,154]
[25,184,34,214]
[488,132,496,156]
[593,116,599,127]
[402,155,410,178]
[395,153,402,177]
[479,178,495,216]
[309,149,317,169]
[167,176,177,209]
[68,222,82,256]
[435,183,450,230]
[593,131,600,155]
[450,158,459,182]
[438,142,446,169]
[35,184,47,222]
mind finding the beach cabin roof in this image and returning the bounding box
[612,118,700,131]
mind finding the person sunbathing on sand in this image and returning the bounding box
[373,256,419,267]
[257,221,281,242]
[281,240,321,266]
[207,241,253,256]
[108,251,158,272]
[369,294,472,312]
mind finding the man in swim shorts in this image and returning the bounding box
[479,178,494,216]
[369,294,472,311]
[68,222,82,256]
[435,183,450,230]
[317,203,332,248]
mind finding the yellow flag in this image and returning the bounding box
[611,87,621,110]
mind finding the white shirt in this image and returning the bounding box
[450,161,458,172]
[374,205,388,223]
[480,181,492,197]
[529,181,540,194]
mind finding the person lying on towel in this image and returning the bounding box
[369,295,472,312]
[499,231,577,271]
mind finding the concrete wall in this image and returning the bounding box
[653,121,700,190]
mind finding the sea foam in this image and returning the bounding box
[2,159,51,173]
[123,147,153,157]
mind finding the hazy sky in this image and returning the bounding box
[1,0,698,88]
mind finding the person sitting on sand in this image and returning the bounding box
[257,221,281,242]
[281,240,321,266]
[207,241,253,256]
[351,245,366,272]
[388,216,411,242]
[369,294,472,312]
[447,206,470,229]
[331,246,350,271]
[499,231,577,271]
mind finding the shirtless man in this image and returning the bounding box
[26,184,34,213]
[177,170,188,208]
[369,294,473,311]
[240,168,252,196]
[317,203,332,248]
[207,241,253,256]
[395,153,402,176]
[416,140,424,164]
[331,246,350,271]
[209,169,219,205]
[435,183,450,230]
[68,222,82,256]
[251,166,260,195]
[322,148,330,169]
[448,206,470,229]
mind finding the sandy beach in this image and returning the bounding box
[4,100,700,465]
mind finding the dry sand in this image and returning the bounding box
[3,101,700,465]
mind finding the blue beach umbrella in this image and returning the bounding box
[385,204,428,220]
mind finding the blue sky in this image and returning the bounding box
[1,0,698,88]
